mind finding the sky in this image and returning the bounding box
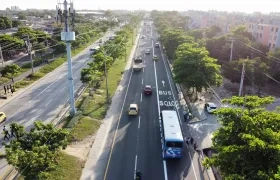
[1,0,280,14]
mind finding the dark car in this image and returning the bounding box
[144,85,152,95]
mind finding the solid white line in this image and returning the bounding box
[140,93,142,102]
[59,86,66,92]
[188,152,198,180]
[134,155,138,179]
[153,38,168,180]
[142,78,143,84]
[138,116,141,129]
[45,99,53,107]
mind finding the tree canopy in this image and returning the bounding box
[5,122,69,180]
[204,96,280,180]
[173,43,222,92]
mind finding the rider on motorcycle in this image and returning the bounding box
[136,170,142,178]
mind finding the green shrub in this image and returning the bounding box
[39,58,66,74]
[66,112,83,128]
[0,76,10,84]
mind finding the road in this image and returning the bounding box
[0,29,117,177]
[104,21,204,180]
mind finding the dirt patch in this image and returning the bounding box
[63,134,96,161]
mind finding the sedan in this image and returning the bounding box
[153,55,158,60]
[0,112,7,124]
[144,85,152,95]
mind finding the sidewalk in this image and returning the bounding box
[81,25,142,180]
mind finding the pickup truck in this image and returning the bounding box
[133,57,143,71]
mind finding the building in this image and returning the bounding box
[10,6,20,11]
[247,23,280,49]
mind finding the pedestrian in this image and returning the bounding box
[10,84,13,94]
[190,137,194,144]
[10,127,16,138]
[3,130,9,140]
[4,85,7,94]
[194,141,198,151]
[11,77,14,84]
[186,139,189,145]
[3,126,11,138]
[6,85,9,93]
[187,137,191,145]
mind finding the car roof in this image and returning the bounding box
[207,102,217,107]
[145,85,152,88]
[130,104,138,108]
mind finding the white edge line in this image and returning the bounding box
[134,155,138,179]
[138,116,141,129]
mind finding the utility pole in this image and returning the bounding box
[239,61,245,96]
[0,45,4,66]
[229,37,235,61]
[27,35,34,74]
[57,0,76,117]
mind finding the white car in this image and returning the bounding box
[128,104,139,115]
[204,102,217,114]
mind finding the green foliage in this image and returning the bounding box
[173,43,222,92]
[205,96,280,180]
[0,17,12,30]
[13,27,50,43]
[5,122,69,180]
[0,64,21,77]
[12,20,21,27]
[222,57,269,88]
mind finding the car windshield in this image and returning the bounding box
[166,142,183,148]
[145,87,151,90]
[130,107,137,111]
[210,107,217,110]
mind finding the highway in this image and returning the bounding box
[0,29,117,177]
[104,21,204,180]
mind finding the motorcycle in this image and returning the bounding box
[136,170,141,179]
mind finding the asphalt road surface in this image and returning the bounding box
[104,22,203,180]
[0,29,117,176]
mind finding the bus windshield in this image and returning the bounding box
[166,142,183,148]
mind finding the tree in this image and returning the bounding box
[0,64,21,78]
[33,43,47,57]
[206,25,221,38]
[4,121,69,180]
[173,43,222,93]
[12,20,21,27]
[18,12,27,20]
[267,48,280,81]
[204,96,280,180]
[161,29,194,59]
[0,18,6,30]
[222,57,269,89]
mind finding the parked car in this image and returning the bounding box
[155,42,160,48]
[204,102,217,114]
[145,48,150,54]
[144,85,152,95]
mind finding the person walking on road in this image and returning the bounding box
[3,126,10,138]
[10,84,14,94]
[194,141,198,151]
[186,137,191,146]
[4,85,7,94]
[190,137,194,144]
[10,126,16,138]
[6,85,9,93]
[3,130,9,140]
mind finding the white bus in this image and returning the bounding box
[161,110,184,159]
